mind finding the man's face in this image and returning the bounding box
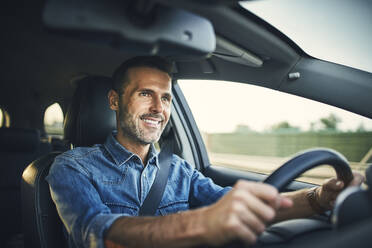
[115,66,172,145]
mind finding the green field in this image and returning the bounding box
[206,131,372,163]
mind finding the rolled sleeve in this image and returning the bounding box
[83,213,127,248]
[187,164,232,208]
[46,155,127,248]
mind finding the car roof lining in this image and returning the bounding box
[280,57,372,119]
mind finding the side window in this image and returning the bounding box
[44,103,64,138]
[0,108,10,127]
[179,80,372,184]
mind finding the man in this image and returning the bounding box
[47,56,363,248]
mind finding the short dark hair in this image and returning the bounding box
[112,56,173,94]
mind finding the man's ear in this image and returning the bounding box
[108,89,119,111]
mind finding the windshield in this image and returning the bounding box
[240,0,372,73]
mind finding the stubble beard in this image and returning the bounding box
[118,104,163,145]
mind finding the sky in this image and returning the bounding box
[241,0,372,73]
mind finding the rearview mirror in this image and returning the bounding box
[43,0,216,58]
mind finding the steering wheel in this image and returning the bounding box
[220,149,355,248]
[235,148,354,247]
[263,148,354,191]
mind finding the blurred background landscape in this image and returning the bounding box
[204,115,372,184]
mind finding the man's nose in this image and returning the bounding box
[150,96,164,113]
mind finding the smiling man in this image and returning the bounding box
[109,64,172,164]
[47,56,363,248]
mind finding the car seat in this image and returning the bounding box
[0,127,51,246]
[21,76,116,248]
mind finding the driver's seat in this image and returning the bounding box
[21,76,116,248]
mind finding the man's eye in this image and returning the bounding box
[162,96,171,102]
[140,92,150,97]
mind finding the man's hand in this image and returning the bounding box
[316,171,365,210]
[201,180,292,246]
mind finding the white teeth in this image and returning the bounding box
[143,119,159,125]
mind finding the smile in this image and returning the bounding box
[143,119,160,125]
[141,117,162,127]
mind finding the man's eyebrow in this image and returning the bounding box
[138,88,154,93]
[138,88,172,97]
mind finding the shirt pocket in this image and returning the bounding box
[94,163,129,185]
[98,173,126,185]
[93,168,139,212]
[158,201,189,216]
[104,202,138,215]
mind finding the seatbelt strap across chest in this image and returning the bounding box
[138,136,174,216]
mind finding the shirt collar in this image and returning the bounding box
[104,131,159,168]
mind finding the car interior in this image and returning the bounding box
[1,0,372,248]
[21,76,116,248]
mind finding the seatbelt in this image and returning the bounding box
[138,135,174,216]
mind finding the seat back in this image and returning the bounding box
[21,76,116,248]
[0,128,51,245]
[21,153,64,248]
[64,76,117,147]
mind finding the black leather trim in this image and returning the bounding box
[21,152,65,248]
[256,218,331,245]
[64,76,116,147]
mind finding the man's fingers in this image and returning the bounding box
[233,202,266,235]
[348,172,365,186]
[332,179,344,190]
[322,177,344,191]
[227,188,276,223]
[243,192,276,222]
[234,180,279,205]
[278,196,293,209]
[315,171,365,212]
[322,172,364,193]
[233,222,258,245]
[233,181,279,221]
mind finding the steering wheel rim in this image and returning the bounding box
[220,149,354,248]
[263,148,354,191]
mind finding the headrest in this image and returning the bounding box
[64,76,116,147]
[0,128,40,152]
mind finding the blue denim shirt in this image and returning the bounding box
[46,132,230,248]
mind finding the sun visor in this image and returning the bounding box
[42,0,216,59]
[214,36,263,67]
